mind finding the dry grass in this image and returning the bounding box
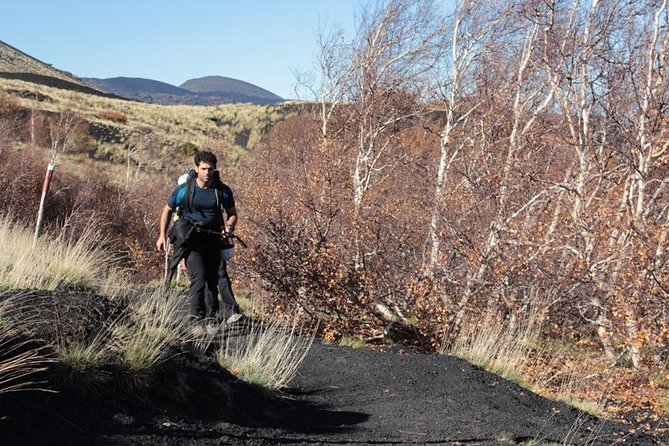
[444,308,614,422]
[445,311,618,444]
[217,314,316,390]
[531,342,609,418]
[0,216,192,391]
[114,287,191,378]
[0,77,295,155]
[0,295,53,393]
[0,212,317,393]
[444,310,539,383]
[0,215,121,292]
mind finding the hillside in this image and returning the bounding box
[0,74,300,173]
[0,40,283,106]
[0,40,121,99]
[0,40,87,86]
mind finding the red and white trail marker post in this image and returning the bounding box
[33,155,57,242]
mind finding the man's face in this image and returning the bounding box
[196,161,216,184]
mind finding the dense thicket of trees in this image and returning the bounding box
[241,0,669,367]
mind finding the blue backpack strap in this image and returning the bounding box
[175,184,187,209]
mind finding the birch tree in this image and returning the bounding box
[434,3,555,336]
[536,0,669,366]
[604,0,669,366]
[318,0,446,269]
[422,0,492,280]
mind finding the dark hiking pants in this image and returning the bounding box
[186,234,221,319]
[217,259,239,317]
[202,254,239,318]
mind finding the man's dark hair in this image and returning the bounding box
[194,150,217,167]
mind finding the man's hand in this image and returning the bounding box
[156,235,166,252]
[157,205,174,252]
[223,225,235,239]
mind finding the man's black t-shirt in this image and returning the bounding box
[167,182,234,231]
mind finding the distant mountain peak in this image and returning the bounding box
[0,40,284,106]
[180,76,283,104]
[84,77,191,96]
[84,75,283,106]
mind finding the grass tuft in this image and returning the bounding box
[217,314,316,390]
[54,342,111,394]
[51,304,118,393]
[444,311,538,384]
[0,216,121,293]
[0,295,53,394]
[113,287,191,384]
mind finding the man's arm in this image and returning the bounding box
[156,204,174,252]
[224,206,237,235]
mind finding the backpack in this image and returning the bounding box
[174,169,236,254]
[175,169,229,216]
[175,169,196,215]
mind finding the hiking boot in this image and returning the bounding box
[226,312,243,325]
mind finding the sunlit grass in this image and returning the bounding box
[217,314,316,390]
[0,216,121,293]
[444,311,538,383]
[338,336,367,349]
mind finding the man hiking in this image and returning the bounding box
[156,150,238,333]
[175,169,243,325]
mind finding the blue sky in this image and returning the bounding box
[1,1,366,100]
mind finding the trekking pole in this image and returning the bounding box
[164,238,171,281]
[193,227,248,248]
